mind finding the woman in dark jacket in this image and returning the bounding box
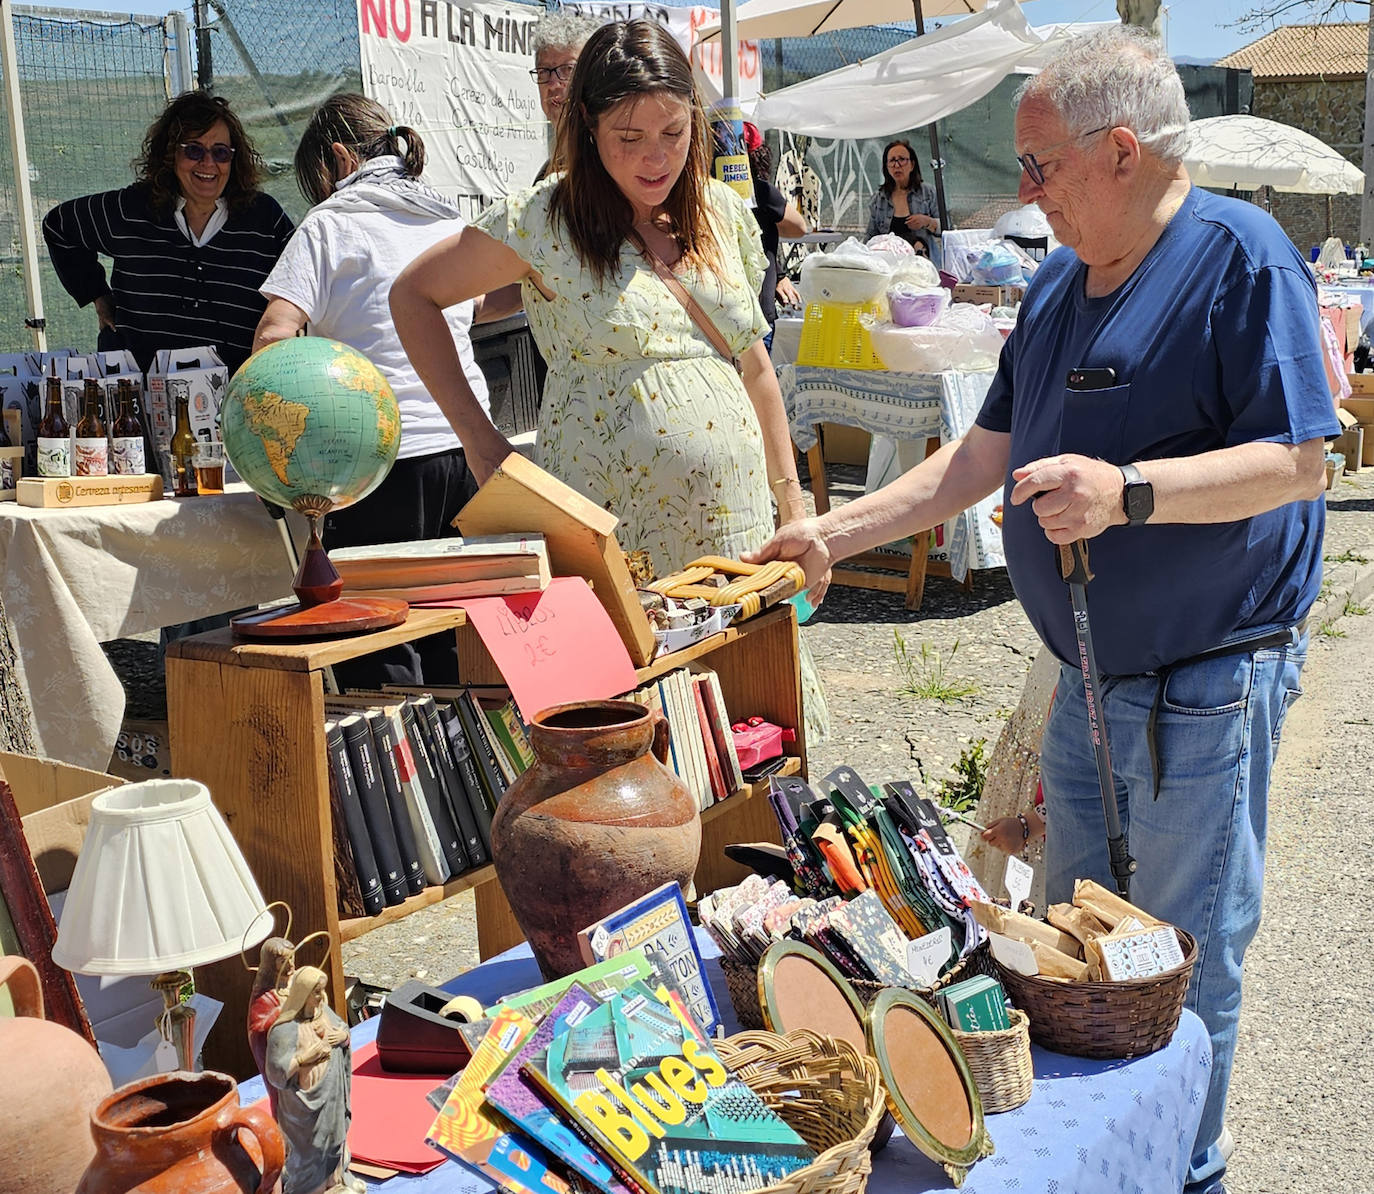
[43,90,293,373]
[864,138,939,257]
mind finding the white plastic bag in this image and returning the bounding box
[799,238,892,306]
[869,303,1005,372]
[890,255,942,289]
[886,283,949,328]
[971,243,1026,286]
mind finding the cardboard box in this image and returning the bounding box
[953,284,1025,307]
[820,422,871,466]
[1335,425,1364,474]
[1346,374,1374,398]
[108,718,172,784]
[17,473,164,508]
[146,347,229,486]
[0,444,24,500]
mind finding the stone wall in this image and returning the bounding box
[1250,78,1365,253]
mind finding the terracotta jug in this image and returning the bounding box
[76,1070,284,1194]
[491,699,701,978]
[0,956,113,1194]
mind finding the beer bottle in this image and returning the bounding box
[37,370,71,478]
[170,391,198,496]
[74,379,109,476]
[110,378,146,475]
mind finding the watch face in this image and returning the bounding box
[1124,483,1153,522]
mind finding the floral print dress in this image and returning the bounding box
[475,177,828,741]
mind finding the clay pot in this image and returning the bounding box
[77,1070,284,1194]
[0,956,113,1194]
[491,699,702,978]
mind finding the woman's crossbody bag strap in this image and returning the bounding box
[631,232,744,376]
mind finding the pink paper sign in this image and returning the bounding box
[458,577,638,721]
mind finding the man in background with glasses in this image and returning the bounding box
[749,28,1335,1194]
[529,10,600,182]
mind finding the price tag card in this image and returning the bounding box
[987,931,1039,977]
[905,926,952,988]
[457,577,638,722]
[1004,854,1033,910]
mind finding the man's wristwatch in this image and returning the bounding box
[1119,463,1154,526]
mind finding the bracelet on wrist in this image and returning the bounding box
[1016,812,1030,843]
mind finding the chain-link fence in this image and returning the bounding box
[0,6,177,351]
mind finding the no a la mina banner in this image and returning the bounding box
[357,0,761,213]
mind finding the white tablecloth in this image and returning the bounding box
[0,484,301,769]
[778,363,1004,580]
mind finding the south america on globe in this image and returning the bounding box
[222,336,401,516]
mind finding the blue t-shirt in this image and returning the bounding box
[976,187,1340,675]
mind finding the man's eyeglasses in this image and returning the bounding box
[529,63,575,85]
[1015,125,1110,186]
[179,142,235,165]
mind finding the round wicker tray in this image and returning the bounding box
[952,1009,1033,1113]
[993,927,1197,1060]
[718,1029,887,1194]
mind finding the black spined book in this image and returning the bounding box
[362,708,426,895]
[410,694,487,870]
[456,688,509,826]
[397,701,470,880]
[437,704,494,860]
[337,713,409,907]
[324,718,386,916]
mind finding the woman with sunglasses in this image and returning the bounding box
[42,90,293,374]
[864,138,940,257]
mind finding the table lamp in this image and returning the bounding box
[51,778,272,1070]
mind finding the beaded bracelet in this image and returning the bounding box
[1016,812,1030,843]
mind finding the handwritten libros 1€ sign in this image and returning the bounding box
[456,576,638,722]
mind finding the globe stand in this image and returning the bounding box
[231,508,408,640]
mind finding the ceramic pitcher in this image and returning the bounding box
[491,699,701,977]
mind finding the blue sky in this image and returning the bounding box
[1018,0,1367,62]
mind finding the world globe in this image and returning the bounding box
[221,336,401,519]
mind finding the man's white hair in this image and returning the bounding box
[1014,25,1189,167]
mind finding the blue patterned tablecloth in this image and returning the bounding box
[239,930,1209,1194]
[778,364,1005,579]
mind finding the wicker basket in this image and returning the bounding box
[721,941,994,1032]
[951,1009,1033,1113]
[718,1029,888,1194]
[994,927,1196,1060]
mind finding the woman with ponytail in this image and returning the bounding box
[254,93,494,684]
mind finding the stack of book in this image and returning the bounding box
[622,665,744,811]
[322,686,534,917]
[330,535,550,604]
[425,940,817,1194]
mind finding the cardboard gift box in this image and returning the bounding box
[146,347,229,485]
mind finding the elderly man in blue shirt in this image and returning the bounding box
[749,27,1337,1194]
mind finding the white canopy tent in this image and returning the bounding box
[1184,115,1364,195]
[745,0,1107,139]
[696,0,1001,42]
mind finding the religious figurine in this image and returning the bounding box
[247,936,295,1115]
[264,966,362,1194]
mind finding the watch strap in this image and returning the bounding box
[1118,463,1151,525]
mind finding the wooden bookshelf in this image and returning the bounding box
[166,602,803,1077]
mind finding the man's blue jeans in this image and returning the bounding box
[1039,632,1306,1189]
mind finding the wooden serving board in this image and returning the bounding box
[17,473,164,508]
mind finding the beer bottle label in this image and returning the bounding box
[37,437,71,477]
[111,436,146,475]
[75,438,109,476]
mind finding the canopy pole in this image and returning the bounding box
[1,0,47,351]
[910,0,951,236]
[720,0,740,104]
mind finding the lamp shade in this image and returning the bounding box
[52,779,271,975]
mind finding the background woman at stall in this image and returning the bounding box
[864,138,940,259]
[253,92,494,684]
[391,19,828,737]
[43,91,293,373]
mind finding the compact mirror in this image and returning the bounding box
[757,939,867,1054]
[864,986,994,1186]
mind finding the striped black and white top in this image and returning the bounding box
[43,184,295,375]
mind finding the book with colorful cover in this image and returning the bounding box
[484,985,640,1194]
[426,1009,589,1194]
[521,987,815,1194]
[488,948,665,1022]
[575,883,721,1037]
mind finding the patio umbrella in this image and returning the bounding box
[1183,115,1364,195]
[696,0,1000,41]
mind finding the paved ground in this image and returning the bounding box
[103,460,1374,1189]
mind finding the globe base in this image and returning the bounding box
[230,596,409,639]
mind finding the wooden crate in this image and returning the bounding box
[18,473,163,508]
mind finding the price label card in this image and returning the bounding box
[905,926,952,987]
[1004,855,1033,910]
[987,931,1039,976]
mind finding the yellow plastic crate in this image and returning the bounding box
[796,301,885,370]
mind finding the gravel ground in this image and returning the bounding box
[103,464,1374,1188]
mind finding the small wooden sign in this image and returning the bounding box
[17,473,164,508]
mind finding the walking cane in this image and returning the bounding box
[1059,539,1136,898]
